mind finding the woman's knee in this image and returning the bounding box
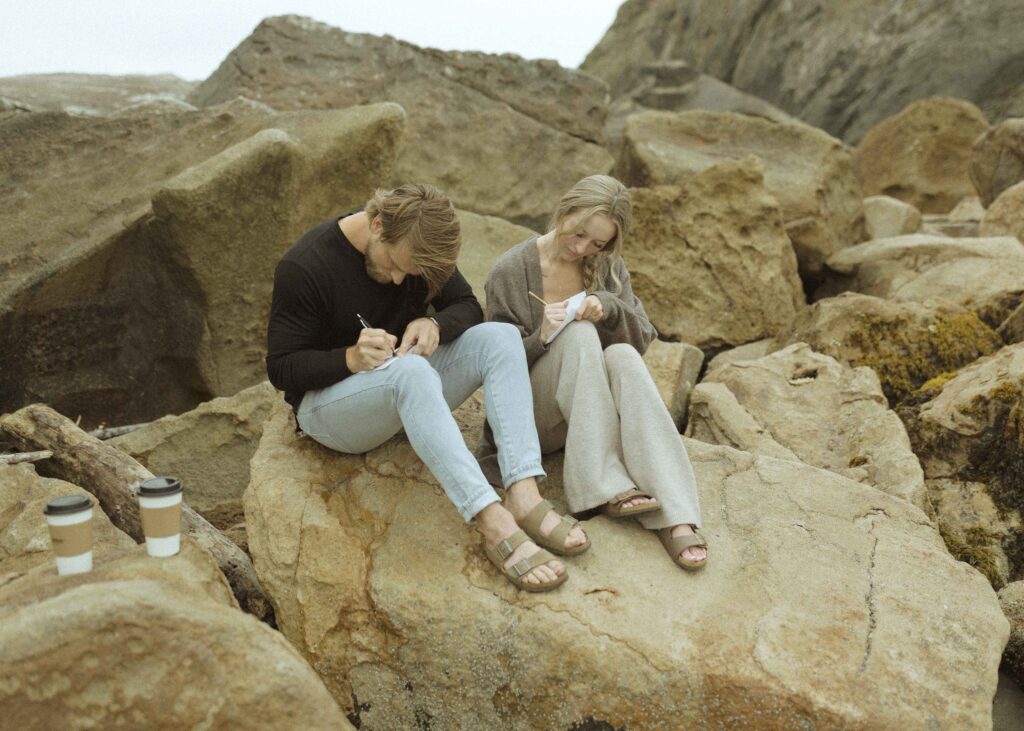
[558,320,601,352]
[603,342,645,374]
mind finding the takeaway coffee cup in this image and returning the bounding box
[44,495,94,575]
[138,477,183,557]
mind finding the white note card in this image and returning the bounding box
[544,291,588,345]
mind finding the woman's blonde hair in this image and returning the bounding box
[548,174,632,293]
[365,183,461,300]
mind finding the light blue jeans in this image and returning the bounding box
[296,322,544,521]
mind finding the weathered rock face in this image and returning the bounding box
[852,98,990,214]
[898,343,1024,589]
[920,196,987,238]
[1001,581,1024,686]
[642,339,703,428]
[455,210,537,308]
[999,303,1024,346]
[981,181,1024,243]
[618,110,865,280]
[689,343,926,508]
[819,234,1024,327]
[778,293,1003,405]
[863,195,922,240]
[626,157,805,348]
[246,400,1006,729]
[581,0,1024,144]
[188,15,613,229]
[970,119,1024,207]
[0,540,351,730]
[0,100,403,426]
[0,72,196,115]
[0,463,135,579]
[110,382,277,530]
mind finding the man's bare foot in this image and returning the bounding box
[475,503,565,586]
[670,524,707,564]
[505,478,587,551]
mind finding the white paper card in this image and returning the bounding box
[544,290,588,345]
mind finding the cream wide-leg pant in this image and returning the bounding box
[529,321,702,530]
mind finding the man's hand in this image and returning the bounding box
[574,294,604,323]
[539,300,570,342]
[346,328,397,372]
[397,317,441,357]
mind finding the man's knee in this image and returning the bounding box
[466,321,520,348]
[390,353,440,389]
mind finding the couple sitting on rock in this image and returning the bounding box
[265,176,706,591]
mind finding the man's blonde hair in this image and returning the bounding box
[548,175,632,293]
[365,183,461,300]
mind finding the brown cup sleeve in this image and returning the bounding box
[48,520,93,557]
[140,504,182,539]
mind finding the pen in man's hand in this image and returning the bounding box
[356,313,398,356]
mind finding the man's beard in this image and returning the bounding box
[364,238,391,285]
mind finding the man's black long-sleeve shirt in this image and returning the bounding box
[266,214,483,413]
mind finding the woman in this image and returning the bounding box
[481,174,707,570]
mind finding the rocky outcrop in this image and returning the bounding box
[898,343,1024,589]
[819,234,1024,326]
[188,15,613,229]
[779,293,1003,404]
[852,98,990,214]
[981,181,1024,243]
[627,157,804,347]
[581,0,1024,143]
[688,343,926,508]
[1001,581,1024,686]
[245,399,1007,729]
[0,463,135,579]
[0,540,351,730]
[0,100,403,426]
[970,119,1024,207]
[920,196,987,238]
[0,73,195,115]
[110,382,277,530]
[455,210,536,308]
[642,339,703,428]
[863,195,922,240]
[618,110,865,280]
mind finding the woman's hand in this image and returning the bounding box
[574,294,604,322]
[539,300,569,342]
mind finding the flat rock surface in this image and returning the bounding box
[245,397,1006,730]
[0,73,195,115]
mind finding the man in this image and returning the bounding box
[266,184,585,591]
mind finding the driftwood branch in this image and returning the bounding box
[87,423,149,440]
[0,450,53,465]
[0,404,271,620]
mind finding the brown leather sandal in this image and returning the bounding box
[603,488,660,518]
[658,526,708,571]
[519,499,590,556]
[483,529,568,592]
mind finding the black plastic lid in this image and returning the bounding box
[138,477,183,496]
[44,494,93,515]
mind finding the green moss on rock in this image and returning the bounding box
[938,523,1006,589]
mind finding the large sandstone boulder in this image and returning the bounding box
[642,339,703,428]
[778,293,1003,404]
[970,119,1024,207]
[188,15,612,229]
[819,234,1024,327]
[863,195,922,239]
[1,100,403,426]
[981,181,1024,243]
[1001,581,1024,686]
[246,399,1006,729]
[852,98,990,214]
[0,463,135,580]
[0,539,351,730]
[898,343,1024,589]
[688,343,926,508]
[455,210,536,308]
[618,110,865,280]
[581,0,1024,143]
[0,72,195,115]
[626,157,805,348]
[110,382,277,531]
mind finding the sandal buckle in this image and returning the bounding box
[496,539,514,560]
[511,559,532,577]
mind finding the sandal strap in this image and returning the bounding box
[662,529,707,554]
[545,514,579,548]
[493,529,530,561]
[507,547,558,577]
[521,499,556,536]
[610,487,653,506]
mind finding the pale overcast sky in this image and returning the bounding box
[0,1,624,80]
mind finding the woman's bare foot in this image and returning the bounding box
[505,478,587,551]
[620,494,657,510]
[475,503,565,586]
[670,524,707,564]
